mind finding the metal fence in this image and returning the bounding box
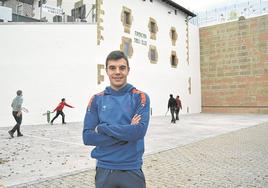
[192,0,268,27]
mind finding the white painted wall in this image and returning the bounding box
[100,0,201,116]
[0,23,98,127]
[0,0,201,127]
[188,24,201,113]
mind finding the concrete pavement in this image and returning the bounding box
[1,113,268,187]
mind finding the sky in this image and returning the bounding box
[173,0,249,12]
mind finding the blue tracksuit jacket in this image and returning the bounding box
[83,84,150,170]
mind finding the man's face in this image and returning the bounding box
[106,58,129,90]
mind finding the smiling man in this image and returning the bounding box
[83,50,150,188]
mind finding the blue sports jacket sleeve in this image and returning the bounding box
[97,94,150,142]
[83,96,123,146]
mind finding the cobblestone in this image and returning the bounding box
[7,122,268,188]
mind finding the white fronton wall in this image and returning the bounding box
[188,24,201,113]
[0,1,201,127]
[0,24,98,126]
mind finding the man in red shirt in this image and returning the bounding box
[175,95,182,120]
[51,98,74,125]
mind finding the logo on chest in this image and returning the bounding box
[101,105,107,111]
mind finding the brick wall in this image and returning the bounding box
[200,15,268,114]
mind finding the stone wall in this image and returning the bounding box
[200,15,268,114]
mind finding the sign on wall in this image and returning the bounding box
[134,31,147,46]
[42,4,63,15]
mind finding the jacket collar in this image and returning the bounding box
[104,83,134,96]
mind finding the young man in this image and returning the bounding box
[168,94,177,124]
[50,98,74,125]
[83,50,150,188]
[8,90,24,138]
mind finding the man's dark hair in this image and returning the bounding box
[105,50,129,68]
[170,94,173,98]
[61,98,65,102]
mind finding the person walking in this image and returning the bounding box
[8,90,24,138]
[83,50,150,188]
[50,98,74,125]
[175,95,182,120]
[168,94,177,124]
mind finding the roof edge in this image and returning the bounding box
[161,0,196,17]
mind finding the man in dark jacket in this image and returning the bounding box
[168,94,177,123]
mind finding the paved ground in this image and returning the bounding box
[1,113,268,188]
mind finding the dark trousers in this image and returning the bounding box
[170,107,176,123]
[175,108,180,120]
[11,111,22,134]
[51,110,65,123]
[95,167,146,188]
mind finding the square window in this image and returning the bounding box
[149,45,157,63]
[148,18,157,40]
[150,21,156,33]
[171,30,176,40]
[123,42,130,56]
[121,37,133,58]
[124,11,131,25]
[150,49,156,61]
[171,55,176,66]
[121,7,132,34]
